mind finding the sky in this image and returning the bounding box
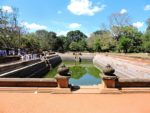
[0,0,150,36]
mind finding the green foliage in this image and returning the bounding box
[0,6,149,53]
[78,39,87,51]
[44,66,58,78]
[146,18,150,32]
[88,30,116,52]
[67,30,87,51]
[118,36,131,53]
[142,32,150,53]
[69,42,79,51]
[0,7,23,49]
[67,30,87,42]
[93,38,101,52]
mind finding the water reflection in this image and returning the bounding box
[69,65,101,86]
[45,61,101,86]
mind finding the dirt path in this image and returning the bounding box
[0,93,149,113]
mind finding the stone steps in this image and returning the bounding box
[121,88,150,93]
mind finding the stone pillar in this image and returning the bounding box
[102,64,117,88]
[102,74,118,88]
[55,74,70,88]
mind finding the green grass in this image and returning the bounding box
[44,66,58,78]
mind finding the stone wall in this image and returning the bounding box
[0,55,62,78]
[0,59,40,74]
[0,56,21,64]
[59,53,94,61]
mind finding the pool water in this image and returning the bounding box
[45,61,102,86]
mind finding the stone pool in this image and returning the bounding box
[45,61,102,86]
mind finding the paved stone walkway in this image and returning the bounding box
[0,93,149,113]
[93,54,150,79]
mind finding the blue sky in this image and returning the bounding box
[0,0,150,36]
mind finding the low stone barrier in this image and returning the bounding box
[0,78,57,87]
[118,78,150,87]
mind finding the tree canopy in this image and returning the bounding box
[0,7,150,54]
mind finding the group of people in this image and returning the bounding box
[0,50,7,56]
[20,54,39,61]
[74,52,82,63]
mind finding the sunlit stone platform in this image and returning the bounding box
[93,54,150,88]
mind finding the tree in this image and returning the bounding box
[78,39,87,51]
[142,33,150,53]
[35,30,49,50]
[93,38,101,52]
[88,30,116,52]
[146,18,150,32]
[58,35,70,51]
[67,30,87,42]
[47,31,57,51]
[93,30,109,35]
[118,26,142,52]
[0,7,22,49]
[67,30,87,52]
[118,36,131,53]
[69,42,79,51]
[21,33,40,52]
[109,12,131,40]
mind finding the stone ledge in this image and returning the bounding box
[0,78,57,87]
[119,78,150,82]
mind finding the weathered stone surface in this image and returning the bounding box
[0,56,21,64]
[102,74,118,88]
[0,54,62,78]
[55,74,70,88]
[103,64,115,75]
[93,54,150,88]
[57,64,69,75]
[93,54,150,79]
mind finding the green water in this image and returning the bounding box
[45,61,102,86]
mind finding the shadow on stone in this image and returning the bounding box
[70,85,80,91]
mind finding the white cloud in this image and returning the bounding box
[67,0,106,16]
[57,10,62,14]
[1,6,13,13]
[144,5,150,11]
[57,30,69,36]
[69,23,81,29]
[133,22,144,28]
[120,9,127,14]
[20,22,48,30]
